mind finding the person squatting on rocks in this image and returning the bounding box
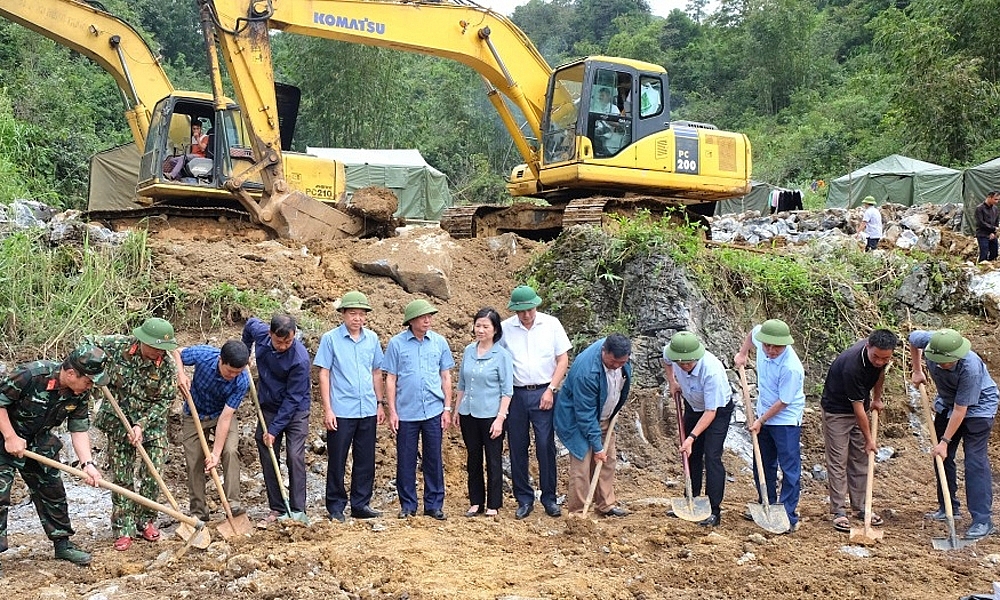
[173,340,250,522]
[456,307,513,518]
[499,285,571,520]
[821,329,897,533]
[243,314,312,528]
[554,334,632,518]
[974,190,999,263]
[735,319,805,531]
[383,299,454,520]
[314,291,385,522]
[663,331,735,527]
[89,318,179,551]
[0,345,108,572]
[910,328,997,539]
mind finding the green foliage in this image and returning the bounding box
[0,229,161,356]
[204,283,282,328]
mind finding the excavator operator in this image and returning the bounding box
[164,120,211,181]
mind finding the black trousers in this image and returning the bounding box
[325,415,378,515]
[683,401,735,515]
[460,414,505,510]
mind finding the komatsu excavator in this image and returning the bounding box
[200,0,752,238]
[0,0,376,240]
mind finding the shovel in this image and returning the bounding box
[99,386,211,549]
[737,365,791,534]
[178,386,253,538]
[849,410,884,545]
[24,449,209,547]
[581,412,620,518]
[247,376,310,525]
[917,383,975,550]
[669,392,712,522]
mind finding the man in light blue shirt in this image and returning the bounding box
[735,319,805,530]
[910,328,997,539]
[663,332,735,527]
[314,291,385,522]
[382,299,454,520]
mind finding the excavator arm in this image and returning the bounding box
[0,0,173,148]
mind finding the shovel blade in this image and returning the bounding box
[176,523,212,550]
[670,496,713,522]
[849,526,884,546]
[217,512,254,538]
[932,535,976,551]
[747,502,791,534]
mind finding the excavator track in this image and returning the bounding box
[439,205,483,239]
[86,203,254,225]
[562,198,610,228]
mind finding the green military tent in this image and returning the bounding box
[826,154,962,209]
[962,157,1000,235]
[88,143,144,212]
[306,147,452,221]
[715,180,775,216]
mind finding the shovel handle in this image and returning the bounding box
[737,365,772,505]
[917,384,960,535]
[247,375,295,511]
[24,449,202,528]
[99,386,181,512]
[582,412,619,518]
[673,392,697,501]
[862,410,880,529]
[178,385,239,521]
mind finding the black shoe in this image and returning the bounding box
[424,508,447,521]
[926,508,962,522]
[698,513,721,527]
[602,506,629,518]
[543,503,562,517]
[329,511,346,523]
[515,504,533,520]
[398,509,416,519]
[352,505,382,519]
[53,539,92,566]
[230,505,246,517]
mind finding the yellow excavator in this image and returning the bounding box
[200,0,752,238]
[0,0,378,240]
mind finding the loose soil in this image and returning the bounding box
[4,218,1000,600]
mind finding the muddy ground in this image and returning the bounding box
[3,217,1000,600]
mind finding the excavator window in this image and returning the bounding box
[639,76,664,118]
[543,63,584,164]
[588,68,632,158]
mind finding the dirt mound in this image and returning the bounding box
[346,186,398,222]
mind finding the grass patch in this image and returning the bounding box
[0,229,166,358]
[203,282,284,328]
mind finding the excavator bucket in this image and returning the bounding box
[269,191,369,241]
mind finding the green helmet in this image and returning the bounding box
[753,319,795,346]
[507,285,542,311]
[403,299,438,325]
[133,317,179,351]
[338,290,372,312]
[862,195,877,205]
[68,344,109,386]
[925,328,971,364]
[664,331,706,362]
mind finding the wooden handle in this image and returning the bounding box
[24,449,201,528]
[99,386,181,511]
[582,412,619,517]
[179,385,238,519]
[863,410,880,527]
[738,365,772,505]
[247,375,293,505]
[917,383,958,522]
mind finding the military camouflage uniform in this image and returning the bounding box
[0,361,91,552]
[89,335,177,538]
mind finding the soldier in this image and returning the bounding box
[90,317,179,551]
[0,344,108,572]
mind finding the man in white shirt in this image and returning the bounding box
[499,286,572,519]
[860,196,882,252]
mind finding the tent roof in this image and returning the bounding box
[833,154,960,181]
[967,156,1000,173]
[306,147,443,175]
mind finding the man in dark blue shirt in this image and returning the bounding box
[243,314,312,526]
[174,340,250,521]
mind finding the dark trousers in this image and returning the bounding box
[460,414,505,510]
[255,409,309,514]
[753,424,802,526]
[683,401,734,515]
[977,236,998,262]
[934,411,994,525]
[507,386,557,507]
[0,435,73,551]
[865,237,880,251]
[325,416,377,515]
[396,415,445,512]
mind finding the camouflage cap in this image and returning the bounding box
[68,344,109,386]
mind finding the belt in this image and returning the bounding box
[514,382,550,391]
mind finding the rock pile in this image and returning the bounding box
[0,199,128,246]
